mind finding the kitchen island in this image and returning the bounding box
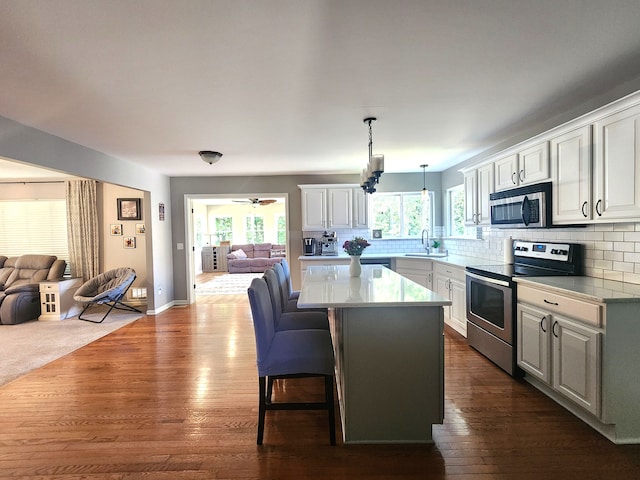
[298,264,451,444]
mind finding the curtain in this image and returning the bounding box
[66,180,99,281]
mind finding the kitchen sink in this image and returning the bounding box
[404,252,448,258]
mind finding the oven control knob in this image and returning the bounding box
[551,249,558,254]
[560,249,568,255]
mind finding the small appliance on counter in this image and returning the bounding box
[303,237,317,256]
[321,231,339,256]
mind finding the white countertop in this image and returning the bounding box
[514,276,640,303]
[298,264,451,308]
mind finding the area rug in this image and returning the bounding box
[0,311,143,387]
[196,272,263,295]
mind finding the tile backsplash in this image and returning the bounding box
[443,223,640,285]
[304,222,640,285]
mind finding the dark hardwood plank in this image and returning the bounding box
[0,296,639,479]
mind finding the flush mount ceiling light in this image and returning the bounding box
[421,164,429,196]
[199,151,223,165]
[360,117,384,194]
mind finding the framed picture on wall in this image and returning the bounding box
[135,223,145,235]
[110,224,123,236]
[117,198,142,220]
[123,236,136,249]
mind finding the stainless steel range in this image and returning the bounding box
[465,240,583,376]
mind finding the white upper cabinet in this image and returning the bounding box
[592,103,640,221]
[551,125,593,224]
[327,187,353,229]
[352,188,370,228]
[494,142,550,192]
[301,188,327,230]
[300,185,366,230]
[494,153,519,191]
[464,163,494,226]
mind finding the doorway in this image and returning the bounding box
[185,193,289,303]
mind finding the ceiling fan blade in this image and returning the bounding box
[259,199,277,205]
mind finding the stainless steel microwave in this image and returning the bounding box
[489,182,552,228]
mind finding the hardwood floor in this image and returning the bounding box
[1,294,639,479]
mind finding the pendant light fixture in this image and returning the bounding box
[360,117,384,194]
[421,164,429,196]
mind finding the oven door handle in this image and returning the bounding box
[466,271,511,288]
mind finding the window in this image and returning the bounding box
[213,216,233,244]
[0,200,69,260]
[446,185,465,236]
[275,214,286,244]
[245,215,264,243]
[371,192,432,238]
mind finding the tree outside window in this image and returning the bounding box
[245,215,264,243]
[213,216,233,244]
[276,214,286,244]
[446,185,466,236]
[372,192,432,237]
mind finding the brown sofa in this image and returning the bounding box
[0,255,67,324]
[226,243,286,273]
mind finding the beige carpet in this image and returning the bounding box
[0,310,143,387]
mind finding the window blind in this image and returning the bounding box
[0,200,69,261]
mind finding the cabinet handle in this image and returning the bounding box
[543,299,559,306]
[595,199,602,216]
[540,316,547,333]
[511,172,517,185]
[518,169,524,183]
[581,201,588,218]
[552,320,559,338]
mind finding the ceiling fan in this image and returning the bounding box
[232,198,277,206]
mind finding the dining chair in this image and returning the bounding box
[278,258,299,300]
[247,277,336,445]
[263,268,328,331]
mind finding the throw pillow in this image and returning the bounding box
[232,248,247,259]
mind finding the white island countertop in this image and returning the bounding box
[298,264,451,308]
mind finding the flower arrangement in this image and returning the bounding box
[343,236,371,256]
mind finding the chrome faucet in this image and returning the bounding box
[421,228,430,253]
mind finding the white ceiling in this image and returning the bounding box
[1,1,640,179]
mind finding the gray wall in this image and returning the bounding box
[0,115,173,312]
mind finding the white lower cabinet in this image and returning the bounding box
[433,263,466,337]
[517,301,600,416]
[394,257,433,290]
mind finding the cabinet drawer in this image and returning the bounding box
[395,257,432,274]
[518,285,602,327]
[434,262,465,282]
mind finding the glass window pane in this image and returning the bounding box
[447,185,465,236]
[373,194,401,237]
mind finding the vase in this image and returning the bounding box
[349,255,362,277]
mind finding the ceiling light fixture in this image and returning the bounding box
[421,164,429,196]
[360,117,384,194]
[199,151,223,165]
